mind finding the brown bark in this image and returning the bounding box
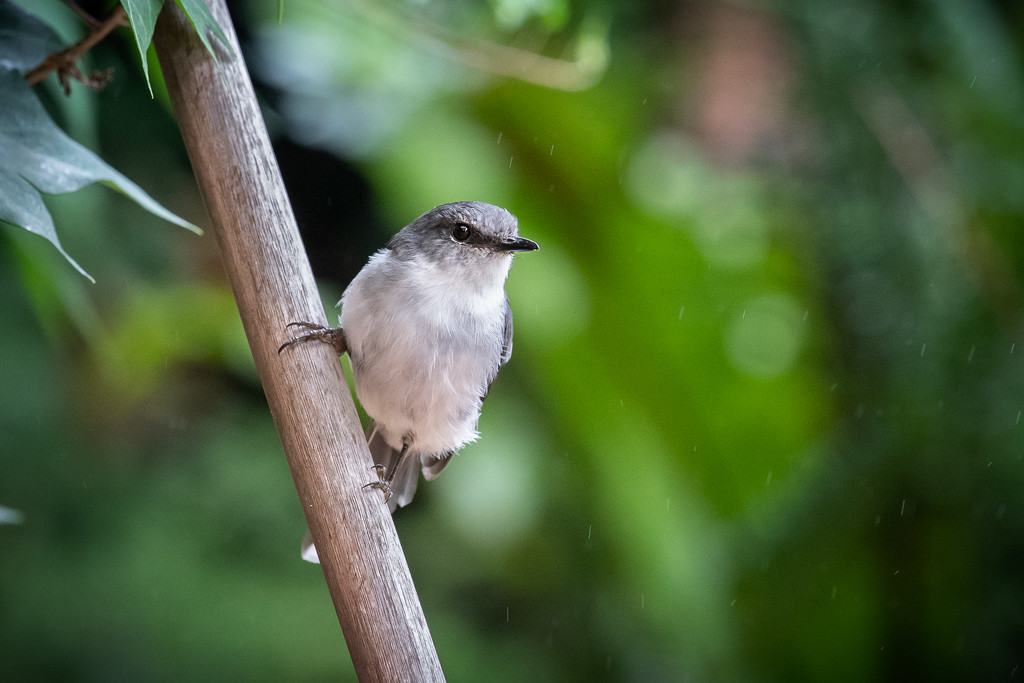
[151,2,443,680]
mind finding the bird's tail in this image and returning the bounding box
[300,530,319,563]
[367,421,421,512]
[299,421,421,564]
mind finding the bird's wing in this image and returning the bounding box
[499,294,514,367]
[483,296,513,400]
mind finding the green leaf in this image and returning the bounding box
[176,0,232,63]
[0,0,64,71]
[0,70,201,281]
[120,0,163,97]
[121,0,234,95]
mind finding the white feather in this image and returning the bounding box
[340,250,512,457]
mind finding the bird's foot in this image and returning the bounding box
[278,322,348,355]
[361,464,392,503]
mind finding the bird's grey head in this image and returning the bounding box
[387,202,539,267]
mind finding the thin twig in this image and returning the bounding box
[25,4,128,93]
[61,0,102,27]
[345,0,607,92]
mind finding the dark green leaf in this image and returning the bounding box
[0,70,201,281]
[120,0,163,97]
[176,0,233,62]
[0,0,64,72]
[121,0,234,94]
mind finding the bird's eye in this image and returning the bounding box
[452,223,472,241]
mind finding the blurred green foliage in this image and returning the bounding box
[2,0,1023,680]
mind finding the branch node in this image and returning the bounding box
[25,5,128,92]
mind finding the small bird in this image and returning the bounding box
[280,201,538,562]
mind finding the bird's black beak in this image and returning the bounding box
[496,236,539,253]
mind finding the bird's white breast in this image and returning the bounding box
[340,251,510,456]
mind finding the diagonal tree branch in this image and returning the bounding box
[150,1,444,680]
